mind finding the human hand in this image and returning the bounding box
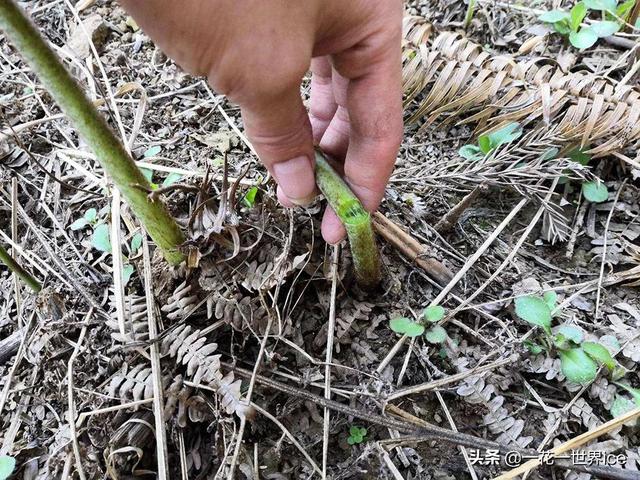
[118,0,403,243]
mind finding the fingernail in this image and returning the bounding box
[272,156,316,206]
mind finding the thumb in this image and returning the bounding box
[241,88,316,206]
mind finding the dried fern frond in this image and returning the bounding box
[107,293,149,344]
[161,324,243,415]
[402,16,640,157]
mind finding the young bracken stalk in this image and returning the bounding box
[0,0,185,264]
[0,242,41,292]
[314,148,381,288]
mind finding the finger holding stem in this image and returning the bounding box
[314,148,380,289]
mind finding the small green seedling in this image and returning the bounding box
[242,186,259,208]
[390,317,425,337]
[514,291,618,384]
[347,426,367,445]
[539,0,623,50]
[423,306,448,344]
[0,456,15,480]
[92,223,112,253]
[459,122,523,160]
[388,306,449,344]
[70,207,98,231]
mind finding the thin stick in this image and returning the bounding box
[142,233,169,480]
[322,245,339,478]
[0,0,185,263]
[0,241,41,292]
[595,181,626,319]
[434,184,487,233]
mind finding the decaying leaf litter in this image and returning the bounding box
[1,0,640,478]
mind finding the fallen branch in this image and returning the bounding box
[372,212,453,286]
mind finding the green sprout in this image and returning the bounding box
[347,426,367,445]
[539,0,625,50]
[314,148,380,288]
[459,122,523,160]
[388,305,448,344]
[514,292,620,384]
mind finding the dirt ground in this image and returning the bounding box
[1,0,639,479]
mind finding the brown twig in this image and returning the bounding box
[434,184,488,234]
[372,212,453,286]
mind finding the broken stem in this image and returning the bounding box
[314,148,380,288]
[0,242,41,292]
[0,0,185,264]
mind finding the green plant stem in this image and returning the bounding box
[0,0,185,264]
[314,148,380,288]
[464,0,476,28]
[0,242,41,292]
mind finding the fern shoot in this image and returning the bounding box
[0,0,185,264]
[314,148,381,288]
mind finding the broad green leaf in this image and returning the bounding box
[144,145,161,157]
[92,224,112,253]
[130,233,143,253]
[423,305,445,323]
[122,264,135,286]
[539,9,570,23]
[478,135,492,154]
[140,168,154,183]
[582,181,608,202]
[559,348,598,384]
[617,0,637,18]
[425,325,448,344]
[514,296,552,335]
[459,144,483,160]
[486,123,522,150]
[543,291,558,311]
[69,217,89,231]
[599,334,621,352]
[584,0,617,12]
[0,456,15,480]
[556,325,584,344]
[389,317,425,337]
[568,148,591,165]
[84,208,98,223]
[570,2,588,31]
[590,20,621,37]
[570,27,599,49]
[582,341,616,370]
[242,186,259,208]
[610,394,637,419]
[162,172,182,187]
[615,383,640,404]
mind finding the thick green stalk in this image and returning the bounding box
[0,242,41,292]
[314,148,381,288]
[0,0,185,264]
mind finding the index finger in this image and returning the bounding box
[336,37,403,212]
